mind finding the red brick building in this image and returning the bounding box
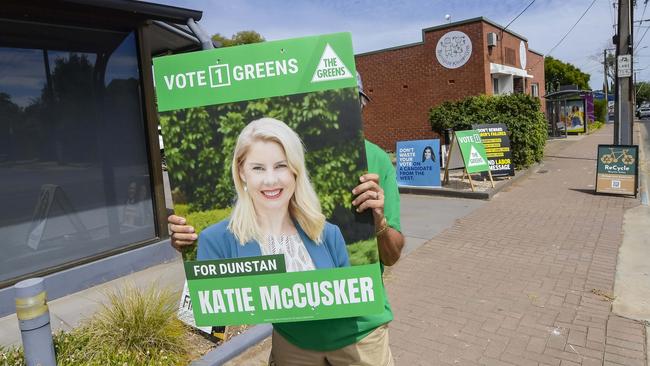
[356,17,545,151]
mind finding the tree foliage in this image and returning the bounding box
[429,93,547,169]
[211,30,265,47]
[545,56,591,92]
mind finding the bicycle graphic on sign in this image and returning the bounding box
[599,147,635,165]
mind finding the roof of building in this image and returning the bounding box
[357,16,533,58]
[3,0,210,56]
[62,0,203,23]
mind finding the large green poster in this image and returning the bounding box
[455,130,490,174]
[153,33,385,326]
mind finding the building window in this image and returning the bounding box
[513,77,524,94]
[531,83,539,98]
[505,48,516,66]
[493,78,500,95]
[0,21,155,285]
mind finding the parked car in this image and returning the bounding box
[637,107,650,119]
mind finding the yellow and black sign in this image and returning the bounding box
[473,123,514,177]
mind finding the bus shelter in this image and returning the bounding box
[544,89,594,137]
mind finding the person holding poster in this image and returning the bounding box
[169,77,403,365]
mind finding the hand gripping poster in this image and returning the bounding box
[153,33,385,326]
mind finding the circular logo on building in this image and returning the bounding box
[435,31,472,69]
[519,41,527,69]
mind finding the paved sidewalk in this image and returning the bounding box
[387,124,644,365]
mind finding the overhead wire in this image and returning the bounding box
[636,0,649,38]
[530,0,598,70]
[502,0,536,32]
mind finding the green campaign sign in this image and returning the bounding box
[595,144,638,196]
[153,33,357,111]
[154,33,385,326]
[455,130,490,173]
[186,258,384,326]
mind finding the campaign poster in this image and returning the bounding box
[562,99,587,134]
[595,145,638,196]
[473,124,515,177]
[153,33,385,326]
[454,130,490,174]
[396,139,441,187]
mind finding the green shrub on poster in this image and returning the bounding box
[429,93,546,169]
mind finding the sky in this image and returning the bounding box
[156,0,650,91]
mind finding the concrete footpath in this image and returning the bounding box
[386,124,644,365]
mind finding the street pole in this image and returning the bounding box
[615,0,634,144]
[604,49,609,104]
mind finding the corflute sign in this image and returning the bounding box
[473,123,515,177]
[153,33,385,326]
[455,130,490,174]
[595,144,638,196]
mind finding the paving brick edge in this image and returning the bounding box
[398,162,543,200]
[190,324,273,366]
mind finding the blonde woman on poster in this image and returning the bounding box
[197,117,349,273]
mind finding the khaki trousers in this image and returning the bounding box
[268,324,394,366]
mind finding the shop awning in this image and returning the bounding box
[490,63,533,78]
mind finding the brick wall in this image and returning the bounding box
[527,50,546,111]
[356,18,545,151]
[357,21,487,151]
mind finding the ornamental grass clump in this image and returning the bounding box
[1,285,189,365]
[76,284,189,365]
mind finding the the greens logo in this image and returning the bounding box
[311,44,353,83]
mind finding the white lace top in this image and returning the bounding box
[260,234,316,272]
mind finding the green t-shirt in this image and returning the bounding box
[273,140,402,351]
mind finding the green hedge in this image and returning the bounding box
[429,93,547,169]
[593,99,607,123]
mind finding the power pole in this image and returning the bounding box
[604,49,609,105]
[615,0,634,144]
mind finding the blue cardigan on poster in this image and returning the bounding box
[197,219,350,269]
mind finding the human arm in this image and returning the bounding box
[352,173,404,266]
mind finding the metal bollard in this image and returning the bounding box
[14,278,56,366]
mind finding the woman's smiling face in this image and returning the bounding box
[239,139,296,214]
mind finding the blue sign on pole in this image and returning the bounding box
[396,139,441,187]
